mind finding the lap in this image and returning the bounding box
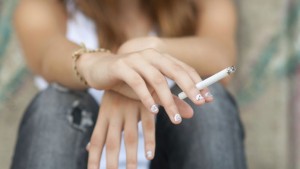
[151,83,247,169]
[11,84,98,169]
[11,83,246,169]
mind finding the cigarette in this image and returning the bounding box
[178,66,236,100]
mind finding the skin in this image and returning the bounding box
[14,0,237,168]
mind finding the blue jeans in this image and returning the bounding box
[11,83,247,169]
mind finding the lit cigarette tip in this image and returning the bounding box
[227,66,236,74]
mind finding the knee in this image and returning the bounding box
[181,83,243,137]
[20,84,98,131]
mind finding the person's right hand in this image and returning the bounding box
[79,48,206,124]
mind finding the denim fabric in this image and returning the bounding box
[11,83,246,169]
[151,83,247,169]
[10,84,99,169]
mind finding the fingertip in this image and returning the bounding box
[195,94,205,105]
[173,113,182,124]
[146,150,155,160]
[184,110,194,119]
[204,92,214,103]
[188,88,205,105]
[150,104,159,114]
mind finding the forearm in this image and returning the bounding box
[160,36,236,79]
[38,37,86,89]
[29,37,115,90]
[159,0,237,83]
[14,0,90,90]
[19,33,111,90]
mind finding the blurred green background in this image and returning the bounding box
[1,0,300,168]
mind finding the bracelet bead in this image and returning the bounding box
[72,43,110,86]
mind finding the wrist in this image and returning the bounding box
[118,37,166,54]
[76,52,96,80]
[147,37,165,52]
[72,43,113,87]
[78,52,115,87]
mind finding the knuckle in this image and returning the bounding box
[112,59,126,74]
[145,140,155,148]
[125,131,137,145]
[127,159,137,168]
[189,67,198,74]
[165,101,174,108]
[186,66,198,75]
[129,76,144,88]
[172,64,184,73]
[89,139,100,149]
[167,64,184,80]
[106,164,118,169]
[106,139,117,151]
[164,101,175,110]
[143,119,154,130]
[141,94,152,104]
[152,74,166,86]
[187,83,197,92]
[127,53,140,60]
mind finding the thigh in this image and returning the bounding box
[150,83,247,169]
[10,84,99,169]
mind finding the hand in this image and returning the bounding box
[87,90,194,169]
[80,46,209,124]
[87,90,151,169]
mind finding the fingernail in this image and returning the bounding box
[150,104,159,114]
[205,92,213,98]
[196,94,204,101]
[146,151,153,159]
[86,142,90,151]
[174,114,182,122]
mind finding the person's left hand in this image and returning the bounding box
[87,90,153,169]
[87,90,193,169]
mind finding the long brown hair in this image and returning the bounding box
[63,0,198,50]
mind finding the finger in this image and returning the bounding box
[88,113,108,169]
[201,88,214,103]
[165,54,202,83]
[115,63,159,114]
[132,61,181,124]
[141,50,203,105]
[141,106,156,160]
[105,119,123,169]
[173,95,194,118]
[124,112,139,169]
[165,54,213,103]
[112,82,140,100]
[159,55,205,104]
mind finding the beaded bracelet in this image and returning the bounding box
[72,43,111,86]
